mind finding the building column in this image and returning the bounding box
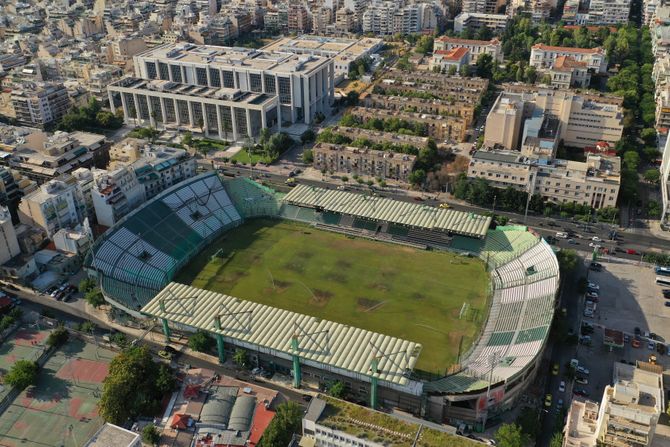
[161,318,171,340]
[159,97,168,125]
[174,99,181,126]
[216,105,224,140]
[260,107,266,130]
[107,91,116,114]
[213,319,225,364]
[303,77,311,124]
[119,92,129,120]
[201,102,209,137]
[132,94,142,126]
[231,107,239,142]
[167,64,173,82]
[245,109,252,140]
[206,67,211,87]
[146,95,156,128]
[276,101,282,131]
[187,101,194,127]
[369,357,379,409]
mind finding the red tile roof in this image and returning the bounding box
[248,404,275,447]
[532,43,603,54]
[170,413,191,430]
[436,36,500,46]
[553,55,587,70]
[435,47,470,61]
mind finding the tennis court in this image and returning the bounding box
[0,327,50,402]
[0,336,115,447]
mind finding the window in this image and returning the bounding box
[278,77,291,104]
[250,73,262,92]
[170,64,182,83]
[145,62,157,79]
[158,62,169,80]
[196,67,208,86]
[222,70,234,88]
[209,68,221,87]
[264,74,276,93]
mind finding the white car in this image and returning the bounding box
[577,366,590,375]
[588,242,601,249]
[587,282,600,291]
[555,232,569,239]
[576,377,589,385]
[558,381,566,392]
[591,236,601,242]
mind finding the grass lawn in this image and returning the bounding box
[231,147,265,164]
[175,219,490,374]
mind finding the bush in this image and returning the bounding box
[142,424,160,445]
[188,330,215,353]
[85,288,105,307]
[79,278,96,293]
[0,315,15,332]
[46,326,69,348]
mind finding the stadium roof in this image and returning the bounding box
[142,283,422,387]
[283,185,491,238]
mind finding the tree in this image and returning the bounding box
[188,330,215,352]
[641,128,657,146]
[644,168,660,184]
[556,249,578,273]
[78,277,96,293]
[258,402,302,447]
[46,326,69,348]
[414,35,434,55]
[182,131,193,148]
[328,380,345,398]
[99,346,176,424]
[540,73,553,84]
[302,149,314,164]
[408,169,426,187]
[233,348,248,368]
[142,424,161,445]
[476,53,494,79]
[85,288,105,308]
[448,65,457,76]
[549,433,564,447]
[197,118,204,134]
[494,423,527,447]
[300,129,315,145]
[5,360,38,390]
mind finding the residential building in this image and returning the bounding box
[349,106,467,142]
[18,178,88,237]
[430,47,471,72]
[313,7,334,34]
[546,55,592,88]
[288,3,311,33]
[262,36,383,83]
[84,423,141,447]
[108,42,334,137]
[11,82,71,129]
[529,44,608,73]
[644,0,660,25]
[467,150,621,208]
[53,226,90,256]
[563,399,601,447]
[0,167,23,222]
[656,85,670,134]
[379,72,489,104]
[365,93,476,124]
[4,130,109,184]
[0,206,20,265]
[321,126,430,147]
[106,36,148,67]
[336,8,356,33]
[433,36,504,64]
[657,131,670,221]
[461,0,506,14]
[0,53,27,73]
[91,165,145,228]
[453,12,509,34]
[586,0,632,25]
[313,142,416,182]
[484,86,624,150]
[361,0,439,35]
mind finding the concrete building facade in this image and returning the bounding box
[18,179,88,238]
[11,82,71,129]
[0,206,20,265]
[529,44,608,73]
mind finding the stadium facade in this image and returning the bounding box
[85,174,559,430]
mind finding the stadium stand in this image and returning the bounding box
[86,175,277,311]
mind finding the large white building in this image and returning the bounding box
[529,44,608,74]
[585,0,632,25]
[0,206,20,265]
[18,179,87,238]
[108,42,335,140]
[361,0,439,35]
[454,12,509,34]
[433,36,504,64]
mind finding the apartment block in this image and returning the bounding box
[563,399,600,447]
[3,130,109,184]
[434,36,504,64]
[454,12,509,34]
[11,82,71,129]
[586,0,632,25]
[365,94,476,125]
[484,86,624,150]
[349,106,467,142]
[109,42,334,138]
[313,142,416,182]
[467,150,621,208]
[530,44,608,73]
[361,1,439,35]
[379,72,489,104]
[18,179,88,238]
[461,0,506,14]
[91,166,145,228]
[0,206,20,265]
[322,126,430,147]
[656,86,670,134]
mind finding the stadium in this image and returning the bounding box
[85,172,559,429]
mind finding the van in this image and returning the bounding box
[555,232,568,239]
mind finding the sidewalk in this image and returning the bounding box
[645,219,670,242]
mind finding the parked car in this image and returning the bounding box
[589,262,603,271]
[632,339,641,348]
[558,381,566,392]
[576,377,589,385]
[626,249,638,255]
[587,282,600,291]
[555,232,569,239]
[544,394,552,407]
[624,334,630,343]
[574,389,589,397]
[576,366,590,375]
[552,363,560,375]
[648,341,656,350]
[591,236,601,242]
[665,301,670,307]
[439,203,451,209]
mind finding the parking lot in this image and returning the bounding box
[572,259,670,403]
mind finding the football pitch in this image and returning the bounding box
[176,219,490,374]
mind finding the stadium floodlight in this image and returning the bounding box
[367,340,414,409]
[213,302,253,334]
[289,324,331,388]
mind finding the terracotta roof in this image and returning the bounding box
[435,47,470,61]
[552,55,587,70]
[170,413,191,430]
[436,36,500,46]
[532,43,603,54]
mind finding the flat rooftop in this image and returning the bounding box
[110,78,275,106]
[84,423,140,447]
[136,43,331,74]
[262,35,382,57]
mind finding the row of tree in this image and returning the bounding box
[58,98,124,133]
[340,113,428,137]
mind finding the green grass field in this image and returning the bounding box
[176,219,490,374]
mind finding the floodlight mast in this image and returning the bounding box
[290,324,330,389]
[368,342,411,409]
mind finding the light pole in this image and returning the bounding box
[524,172,536,224]
[482,351,500,429]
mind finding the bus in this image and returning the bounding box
[656,276,670,286]
[655,266,670,277]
